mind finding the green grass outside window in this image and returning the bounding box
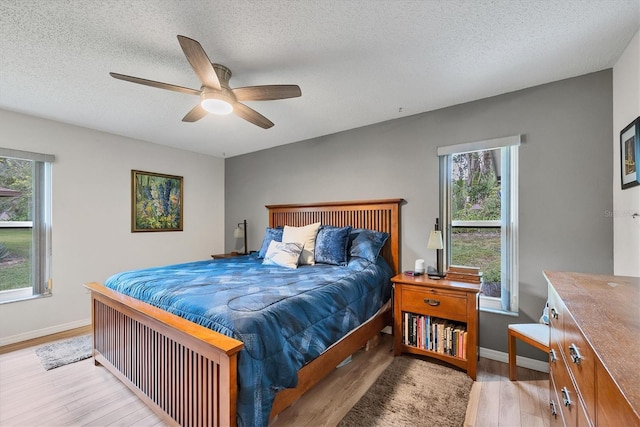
[0,228,32,291]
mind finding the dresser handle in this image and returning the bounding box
[550,307,559,319]
[569,344,582,364]
[423,298,440,306]
[549,348,557,362]
[550,400,558,417]
[561,387,572,407]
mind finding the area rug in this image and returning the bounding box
[338,356,473,427]
[35,334,92,370]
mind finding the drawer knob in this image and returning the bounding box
[550,307,559,319]
[549,348,557,362]
[549,400,558,417]
[568,343,582,364]
[561,387,572,407]
[423,298,440,306]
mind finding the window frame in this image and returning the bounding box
[0,148,54,304]
[438,136,520,315]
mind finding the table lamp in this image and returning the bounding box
[427,219,444,277]
[234,219,248,255]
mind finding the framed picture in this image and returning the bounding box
[131,170,183,232]
[620,117,640,190]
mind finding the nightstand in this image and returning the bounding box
[392,273,480,380]
[211,252,244,259]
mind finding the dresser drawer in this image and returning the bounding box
[548,286,564,344]
[400,286,467,320]
[551,356,581,427]
[563,313,595,424]
[549,326,562,376]
[549,373,564,426]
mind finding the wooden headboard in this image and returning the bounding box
[266,199,403,274]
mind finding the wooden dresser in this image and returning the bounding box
[545,271,640,426]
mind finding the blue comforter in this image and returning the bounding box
[104,253,393,426]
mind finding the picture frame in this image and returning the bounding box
[620,116,640,190]
[131,170,183,232]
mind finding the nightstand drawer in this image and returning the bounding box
[400,287,467,318]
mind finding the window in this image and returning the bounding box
[0,148,54,303]
[438,136,520,314]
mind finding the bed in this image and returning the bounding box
[84,198,402,426]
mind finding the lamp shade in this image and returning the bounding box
[427,230,443,250]
[234,226,244,239]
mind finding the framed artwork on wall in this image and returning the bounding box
[620,117,640,190]
[131,170,183,232]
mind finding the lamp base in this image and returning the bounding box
[427,265,447,279]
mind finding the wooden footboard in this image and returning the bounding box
[86,282,244,427]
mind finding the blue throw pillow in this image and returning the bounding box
[258,227,283,258]
[349,229,389,263]
[314,225,352,266]
[348,228,368,245]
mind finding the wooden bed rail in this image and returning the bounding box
[85,282,244,427]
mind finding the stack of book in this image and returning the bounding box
[402,312,468,359]
[446,265,482,284]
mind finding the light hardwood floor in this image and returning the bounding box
[0,329,549,426]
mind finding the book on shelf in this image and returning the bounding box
[401,311,467,359]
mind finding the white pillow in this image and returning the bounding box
[262,241,303,269]
[282,222,321,265]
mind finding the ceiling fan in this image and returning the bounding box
[110,35,301,129]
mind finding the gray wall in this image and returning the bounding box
[225,70,613,358]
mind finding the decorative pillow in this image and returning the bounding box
[258,227,283,258]
[282,222,321,265]
[262,241,303,269]
[314,225,352,266]
[348,228,365,245]
[349,229,389,263]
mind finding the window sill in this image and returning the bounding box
[0,288,51,305]
[479,306,519,316]
[479,295,518,316]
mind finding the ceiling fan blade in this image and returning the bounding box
[233,85,302,102]
[233,103,274,129]
[182,104,208,122]
[110,72,200,96]
[177,35,221,90]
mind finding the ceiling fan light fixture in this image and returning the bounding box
[201,92,234,115]
[111,36,300,127]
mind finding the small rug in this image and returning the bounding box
[338,356,473,427]
[35,334,92,370]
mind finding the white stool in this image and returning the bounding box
[507,323,549,381]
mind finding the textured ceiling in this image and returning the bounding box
[1,0,638,158]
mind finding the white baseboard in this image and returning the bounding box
[0,318,91,346]
[480,346,549,373]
